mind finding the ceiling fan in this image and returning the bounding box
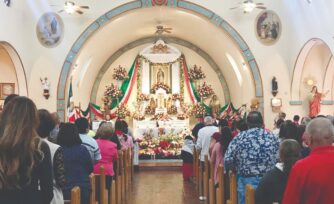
[52,1,89,15]
[230,0,266,13]
[155,25,173,35]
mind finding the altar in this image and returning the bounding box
[133,118,189,138]
[101,39,222,160]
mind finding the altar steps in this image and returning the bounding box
[138,159,182,171]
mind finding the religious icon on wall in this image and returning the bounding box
[150,63,171,87]
[0,83,15,100]
[255,10,281,45]
[36,12,64,48]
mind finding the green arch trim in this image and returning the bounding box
[57,0,263,120]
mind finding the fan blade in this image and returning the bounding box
[79,6,89,9]
[256,6,267,9]
[230,6,241,10]
[58,10,64,13]
[76,10,83,15]
[255,3,264,5]
[164,30,172,33]
[164,28,173,30]
[50,5,58,7]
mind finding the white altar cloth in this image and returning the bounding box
[133,119,189,139]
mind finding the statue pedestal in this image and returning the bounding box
[155,108,167,114]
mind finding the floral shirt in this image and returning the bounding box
[224,127,279,177]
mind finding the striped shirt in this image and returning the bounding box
[79,133,101,163]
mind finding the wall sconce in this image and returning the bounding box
[40,77,50,99]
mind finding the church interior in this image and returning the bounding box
[1,0,334,204]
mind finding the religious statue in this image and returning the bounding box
[149,97,157,110]
[209,95,220,115]
[157,93,165,108]
[272,77,278,97]
[166,97,173,109]
[40,77,50,99]
[157,68,164,83]
[309,86,329,117]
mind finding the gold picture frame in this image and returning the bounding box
[0,83,15,100]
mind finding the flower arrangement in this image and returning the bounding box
[167,105,177,115]
[171,93,184,101]
[115,104,131,119]
[197,82,214,98]
[177,112,188,120]
[112,65,128,81]
[145,106,155,115]
[188,65,206,81]
[132,111,145,121]
[192,103,206,118]
[104,83,123,98]
[150,82,171,93]
[138,132,185,159]
[137,93,150,102]
[150,113,172,121]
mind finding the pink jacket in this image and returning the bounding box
[94,139,118,176]
[211,142,224,184]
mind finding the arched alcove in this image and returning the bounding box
[290,38,334,115]
[0,42,28,101]
[56,0,263,120]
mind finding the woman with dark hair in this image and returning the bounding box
[279,120,298,142]
[58,123,93,204]
[211,127,232,184]
[181,135,195,181]
[115,120,133,150]
[255,139,301,204]
[232,119,248,138]
[94,122,118,189]
[297,125,310,158]
[0,97,53,204]
[37,109,65,204]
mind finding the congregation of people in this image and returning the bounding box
[0,94,134,204]
[184,109,334,204]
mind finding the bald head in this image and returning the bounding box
[306,118,334,150]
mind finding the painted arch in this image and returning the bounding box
[57,0,263,120]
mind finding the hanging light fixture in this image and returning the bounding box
[243,1,256,13]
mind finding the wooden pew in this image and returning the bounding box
[64,186,81,204]
[115,150,121,204]
[193,148,198,186]
[215,165,224,204]
[245,184,255,204]
[99,166,108,204]
[71,186,81,204]
[89,174,96,204]
[198,160,203,197]
[109,180,117,204]
[204,155,209,202]
[209,159,215,204]
[227,172,237,204]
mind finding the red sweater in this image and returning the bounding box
[283,146,334,204]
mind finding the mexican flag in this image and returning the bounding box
[90,103,103,119]
[68,108,81,123]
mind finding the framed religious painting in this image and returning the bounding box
[150,63,171,92]
[255,10,281,45]
[0,83,15,100]
[36,12,64,48]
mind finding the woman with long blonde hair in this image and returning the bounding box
[0,97,53,204]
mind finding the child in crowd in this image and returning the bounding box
[181,135,195,181]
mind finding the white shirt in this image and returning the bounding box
[79,133,101,163]
[196,125,219,161]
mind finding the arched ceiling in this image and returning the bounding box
[69,6,255,107]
